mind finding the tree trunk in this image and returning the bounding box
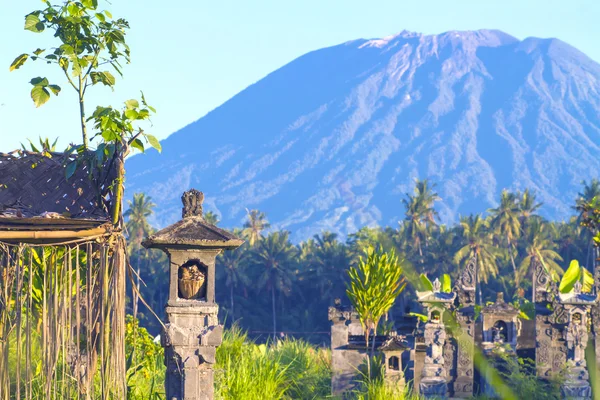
[271,286,276,340]
[78,77,88,149]
[111,153,125,227]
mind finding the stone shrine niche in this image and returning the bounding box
[481,293,520,351]
[178,260,208,300]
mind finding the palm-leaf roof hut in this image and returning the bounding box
[0,150,126,399]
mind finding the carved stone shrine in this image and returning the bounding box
[143,189,243,400]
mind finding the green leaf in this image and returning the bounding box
[65,161,77,179]
[582,267,594,293]
[47,85,61,96]
[33,48,45,56]
[145,134,162,153]
[518,311,530,321]
[30,77,49,87]
[31,86,50,107]
[95,12,106,22]
[441,274,452,293]
[82,0,99,9]
[58,57,69,72]
[559,260,581,294]
[104,10,113,19]
[125,99,139,110]
[408,312,429,323]
[90,71,116,87]
[24,14,44,33]
[419,273,433,291]
[124,109,138,120]
[10,54,29,71]
[131,138,145,153]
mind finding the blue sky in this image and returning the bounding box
[0,0,596,151]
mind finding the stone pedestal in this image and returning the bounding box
[162,304,222,400]
[419,320,449,399]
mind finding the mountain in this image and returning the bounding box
[125,29,600,241]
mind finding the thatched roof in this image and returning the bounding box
[0,150,117,234]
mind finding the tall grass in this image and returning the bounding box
[215,327,331,399]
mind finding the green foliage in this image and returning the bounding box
[353,356,411,400]
[125,316,165,399]
[215,326,331,400]
[487,354,563,400]
[441,273,451,292]
[418,273,433,291]
[557,259,595,294]
[11,1,130,111]
[346,246,406,351]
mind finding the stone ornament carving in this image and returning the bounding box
[566,313,588,366]
[420,320,449,398]
[456,256,476,307]
[182,189,204,218]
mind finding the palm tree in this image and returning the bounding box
[518,219,563,292]
[454,214,502,305]
[519,189,543,227]
[243,209,271,246]
[251,231,297,338]
[554,219,583,264]
[400,179,440,260]
[414,179,440,230]
[576,179,600,270]
[124,193,155,319]
[204,211,219,225]
[488,190,521,282]
[305,232,350,299]
[217,232,249,321]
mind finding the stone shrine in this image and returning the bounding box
[143,189,243,400]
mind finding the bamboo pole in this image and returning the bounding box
[0,227,111,241]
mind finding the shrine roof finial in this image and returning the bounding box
[182,189,204,219]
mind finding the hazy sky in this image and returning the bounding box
[0,0,596,151]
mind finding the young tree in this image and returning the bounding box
[346,246,406,355]
[10,0,161,227]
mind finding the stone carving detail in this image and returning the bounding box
[456,256,476,307]
[182,189,204,218]
[567,313,588,365]
[420,319,449,398]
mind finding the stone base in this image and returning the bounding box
[452,377,473,398]
[420,378,448,399]
[562,382,592,400]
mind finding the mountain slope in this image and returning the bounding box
[125,29,600,241]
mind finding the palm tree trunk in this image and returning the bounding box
[508,237,518,282]
[271,286,277,340]
[478,275,483,306]
[230,285,234,321]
